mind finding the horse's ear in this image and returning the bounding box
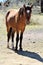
[23,4,26,8]
[31,4,33,9]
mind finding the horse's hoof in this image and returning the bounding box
[15,48,18,52]
[7,46,9,48]
[19,48,23,51]
[12,46,14,50]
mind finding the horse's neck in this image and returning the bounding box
[20,13,26,21]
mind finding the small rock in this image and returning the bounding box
[33,41,36,43]
[28,38,30,40]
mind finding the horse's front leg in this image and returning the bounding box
[19,32,23,50]
[15,33,19,51]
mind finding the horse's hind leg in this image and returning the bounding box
[19,32,23,50]
[7,28,12,48]
[7,31,11,48]
[11,31,14,49]
[15,33,19,51]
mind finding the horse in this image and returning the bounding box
[5,4,33,51]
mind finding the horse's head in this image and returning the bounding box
[23,4,33,21]
[18,4,33,22]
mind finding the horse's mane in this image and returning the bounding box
[17,7,24,22]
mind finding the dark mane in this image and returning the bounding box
[17,7,24,22]
[19,7,24,16]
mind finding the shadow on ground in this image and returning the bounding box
[9,48,43,63]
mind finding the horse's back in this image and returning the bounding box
[6,9,19,22]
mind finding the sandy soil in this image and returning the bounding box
[0,26,43,65]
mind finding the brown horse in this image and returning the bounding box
[6,4,33,51]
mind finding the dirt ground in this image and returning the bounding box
[0,25,43,65]
[0,12,43,65]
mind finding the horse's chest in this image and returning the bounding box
[16,18,26,30]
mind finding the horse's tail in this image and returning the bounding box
[5,11,11,33]
[6,11,10,22]
[6,11,10,31]
[6,11,10,26]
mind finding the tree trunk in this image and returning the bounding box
[41,0,43,13]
